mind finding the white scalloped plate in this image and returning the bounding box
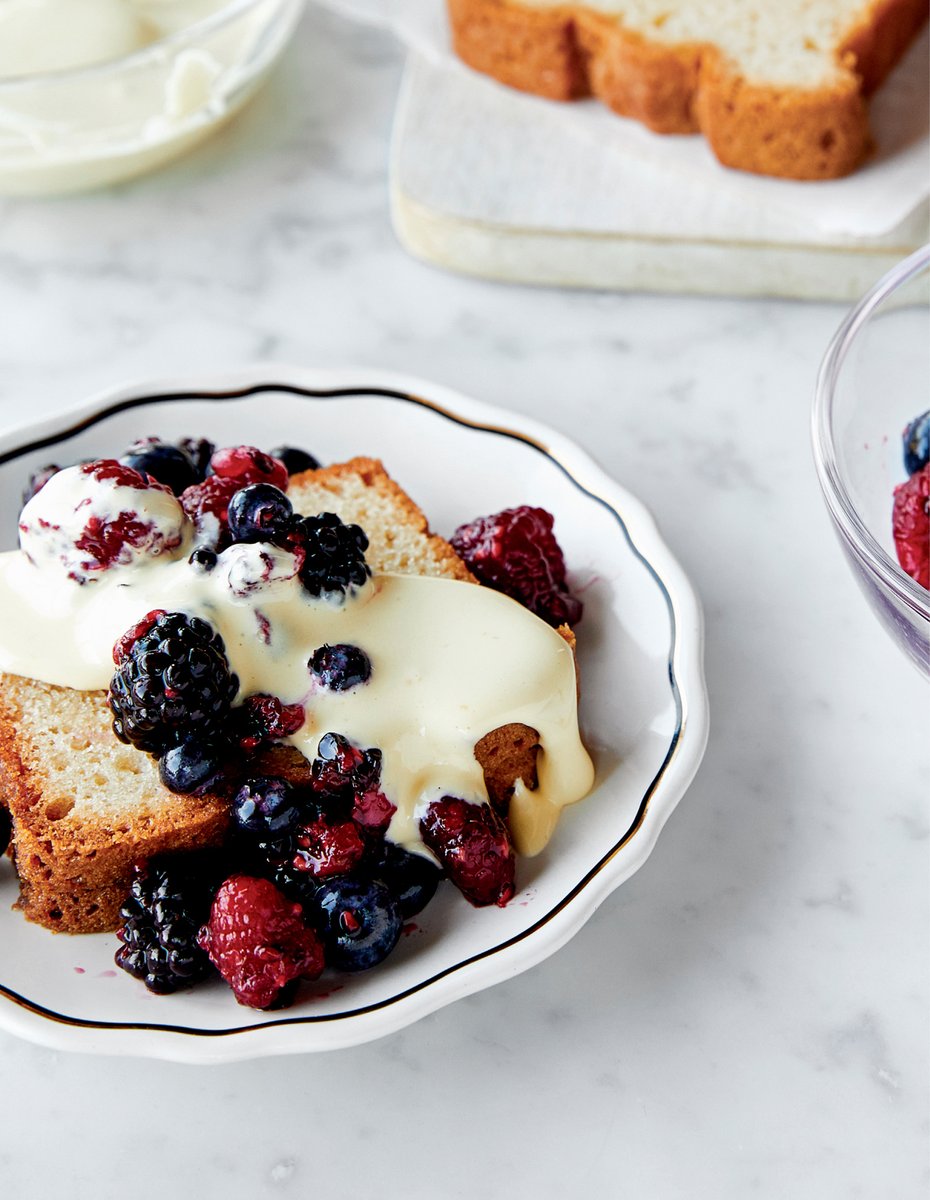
[0,367,708,1062]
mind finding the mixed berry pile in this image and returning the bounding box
[892,410,930,591]
[21,436,582,1010]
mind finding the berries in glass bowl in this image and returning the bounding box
[812,246,930,676]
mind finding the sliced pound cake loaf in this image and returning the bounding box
[0,457,543,933]
[447,0,928,178]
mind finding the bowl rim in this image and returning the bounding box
[812,243,930,621]
[0,0,287,91]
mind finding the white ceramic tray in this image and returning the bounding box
[0,366,708,1061]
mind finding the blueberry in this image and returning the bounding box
[374,842,443,919]
[227,483,293,544]
[189,547,218,572]
[903,411,930,476]
[271,445,320,475]
[158,737,226,794]
[0,804,11,857]
[233,777,303,838]
[308,644,371,691]
[312,877,402,971]
[22,464,60,507]
[122,439,200,496]
[176,437,215,482]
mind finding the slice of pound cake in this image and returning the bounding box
[447,0,928,178]
[0,453,587,934]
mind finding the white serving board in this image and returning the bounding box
[390,53,929,301]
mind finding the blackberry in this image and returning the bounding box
[293,512,370,598]
[108,611,239,755]
[308,643,371,691]
[115,859,217,994]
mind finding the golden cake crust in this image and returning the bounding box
[446,0,929,178]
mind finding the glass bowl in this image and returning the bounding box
[0,0,305,196]
[812,244,930,677]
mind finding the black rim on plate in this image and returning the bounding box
[0,382,684,1038]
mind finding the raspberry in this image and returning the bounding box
[310,733,383,819]
[80,459,170,491]
[210,445,288,491]
[197,875,324,1009]
[180,474,241,550]
[231,693,305,754]
[419,796,515,907]
[351,787,396,836]
[112,609,166,665]
[115,858,218,994]
[19,459,187,581]
[108,611,239,755]
[451,506,582,627]
[292,817,366,879]
[892,465,930,589]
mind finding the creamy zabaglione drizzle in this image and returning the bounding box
[0,468,594,860]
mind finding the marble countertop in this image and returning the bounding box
[0,7,926,1198]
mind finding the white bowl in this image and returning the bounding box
[0,366,708,1061]
[0,0,305,195]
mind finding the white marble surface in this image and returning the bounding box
[0,6,927,1198]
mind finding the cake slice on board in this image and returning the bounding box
[447,0,929,177]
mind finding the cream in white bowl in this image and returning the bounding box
[0,0,305,194]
